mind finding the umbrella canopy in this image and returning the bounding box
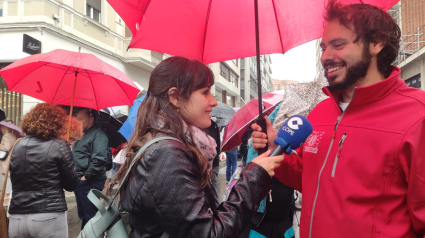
[221,92,284,152]
[119,94,147,141]
[0,121,22,134]
[0,49,140,111]
[212,101,236,128]
[62,106,126,148]
[107,0,397,64]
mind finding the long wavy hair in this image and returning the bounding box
[324,0,401,78]
[113,56,214,188]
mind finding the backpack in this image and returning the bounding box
[105,148,113,171]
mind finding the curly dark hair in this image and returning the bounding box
[324,0,401,78]
[20,103,68,140]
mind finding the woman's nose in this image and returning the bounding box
[210,95,218,107]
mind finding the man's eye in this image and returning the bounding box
[335,44,344,49]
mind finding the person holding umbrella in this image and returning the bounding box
[113,56,284,237]
[8,103,79,238]
[72,108,109,229]
[252,1,425,237]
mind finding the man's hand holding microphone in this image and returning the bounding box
[250,115,313,176]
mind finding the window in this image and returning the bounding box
[230,71,238,88]
[215,87,223,102]
[232,59,238,66]
[240,89,245,101]
[221,63,238,88]
[151,51,164,65]
[240,69,244,79]
[240,58,244,69]
[250,58,257,76]
[405,74,421,89]
[226,95,236,107]
[250,75,257,93]
[220,63,229,79]
[87,0,101,23]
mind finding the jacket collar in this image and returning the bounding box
[83,124,98,134]
[322,66,404,107]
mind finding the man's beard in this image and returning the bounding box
[324,45,372,92]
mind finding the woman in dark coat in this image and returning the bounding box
[114,56,284,238]
[8,103,79,238]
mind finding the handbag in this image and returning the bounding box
[78,136,180,238]
[0,138,21,238]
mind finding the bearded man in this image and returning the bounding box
[251,1,425,237]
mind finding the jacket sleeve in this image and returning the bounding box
[398,117,425,237]
[84,131,108,180]
[274,145,304,192]
[57,140,79,191]
[142,145,272,238]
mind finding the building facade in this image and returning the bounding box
[209,55,273,108]
[395,0,424,90]
[0,0,158,124]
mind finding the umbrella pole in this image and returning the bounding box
[66,71,78,141]
[254,0,268,154]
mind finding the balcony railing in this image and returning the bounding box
[396,24,425,65]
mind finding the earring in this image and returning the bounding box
[177,107,180,112]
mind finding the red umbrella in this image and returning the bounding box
[0,49,140,140]
[108,0,398,153]
[108,0,397,64]
[221,92,284,152]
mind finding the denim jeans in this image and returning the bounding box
[74,179,106,229]
[226,150,238,182]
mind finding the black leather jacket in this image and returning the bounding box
[120,137,272,238]
[9,136,79,214]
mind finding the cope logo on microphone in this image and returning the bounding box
[287,117,303,130]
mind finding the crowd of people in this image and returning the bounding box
[1,1,424,238]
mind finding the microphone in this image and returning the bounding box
[270,115,313,156]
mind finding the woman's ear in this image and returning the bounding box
[168,87,181,108]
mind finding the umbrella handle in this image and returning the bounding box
[256,117,268,155]
[66,72,78,141]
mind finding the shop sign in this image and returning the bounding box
[23,34,41,55]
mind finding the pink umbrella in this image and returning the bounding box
[221,92,283,152]
[0,49,140,140]
[108,0,398,153]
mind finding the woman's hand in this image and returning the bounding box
[251,150,284,177]
[251,116,277,152]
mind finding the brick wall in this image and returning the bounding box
[401,0,425,51]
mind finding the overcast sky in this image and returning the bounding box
[270,40,319,82]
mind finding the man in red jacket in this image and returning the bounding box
[252,1,425,238]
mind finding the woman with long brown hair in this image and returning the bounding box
[114,56,283,238]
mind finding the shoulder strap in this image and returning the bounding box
[0,138,21,205]
[108,136,181,209]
